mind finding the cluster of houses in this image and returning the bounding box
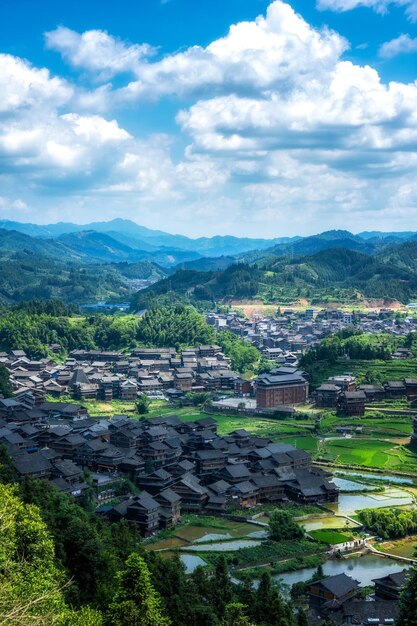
[0,345,252,404]
[314,373,417,417]
[307,569,408,625]
[206,308,417,364]
[3,339,417,425]
[0,391,338,536]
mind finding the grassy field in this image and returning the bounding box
[308,529,353,544]
[317,438,417,473]
[375,536,417,559]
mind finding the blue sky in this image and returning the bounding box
[1,0,417,237]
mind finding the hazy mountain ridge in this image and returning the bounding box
[0,219,300,258]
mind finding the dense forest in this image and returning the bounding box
[300,330,399,367]
[0,455,304,626]
[0,253,132,305]
[132,245,417,309]
[299,329,412,387]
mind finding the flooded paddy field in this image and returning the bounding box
[303,515,361,532]
[325,487,414,516]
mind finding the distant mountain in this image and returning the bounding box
[110,261,168,281]
[259,230,380,259]
[57,231,205,267]
[378,241,417,273]
[0,228,84,260]
[358,231,417,241]
[0,251,131,305]
[5,219,417,260]
[174,256,237,272]
[0,219,299,257]
[57,231,146,262]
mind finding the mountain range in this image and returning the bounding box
[0,218,298,260]
[3,219,417,306]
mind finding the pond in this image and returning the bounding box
[331,477,377,492]
[325,488,414,515]
[246,530,269,539]
[183,539,262,552]
[194,533,233,543]
[273,555,410,590]
[180,554,207,574]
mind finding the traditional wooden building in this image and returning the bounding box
[374,570,407,601]
[337,391,366,417]
[308,573,360,610]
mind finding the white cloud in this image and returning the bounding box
[317,0,417,22]
[0,53,72,113]
[46,3,347,101]
[177,60,417,157]
[45,26,155,80]
[380,33,417,57]
[2,1,417,235]
[11,199,28,211]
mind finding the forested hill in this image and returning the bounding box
[5,223,417,306]
[239,229,385,263]
[0,253,131,305]
[132,244,417,309]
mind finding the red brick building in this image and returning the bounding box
[255,369,308,408]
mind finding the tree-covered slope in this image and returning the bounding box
[0,253,131,305]
[133,246,417,307]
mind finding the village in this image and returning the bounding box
[2,304,417,624]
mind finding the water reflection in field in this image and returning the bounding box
[326,488,414,515]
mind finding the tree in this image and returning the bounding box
[137,305,216,349]
[211,556,233,617]
[255,357,276,375]
[217,331,260,374]
[186,391,210,406]
[136,394,150,415]
[312,564,324,581]
[0,363,13,398]
[108,553,170,626]
[251,572,296,626]
[222,603,254,626]
[269,509,304,541]
[0,444,18,484]
[296,609,308,626]
[396,567,417,626]
[0,482,102,626]
[19,477,116,607]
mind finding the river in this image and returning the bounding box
[274,554,409,590]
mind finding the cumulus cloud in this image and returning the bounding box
[317,0,417,22]
[2,0,417,234]
[45,26,155,80]
[0,53,72,113]
[380,33,417,57]
[46,3,347,101]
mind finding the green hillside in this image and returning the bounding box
[132,245,417,309]
[0,253,131,305]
